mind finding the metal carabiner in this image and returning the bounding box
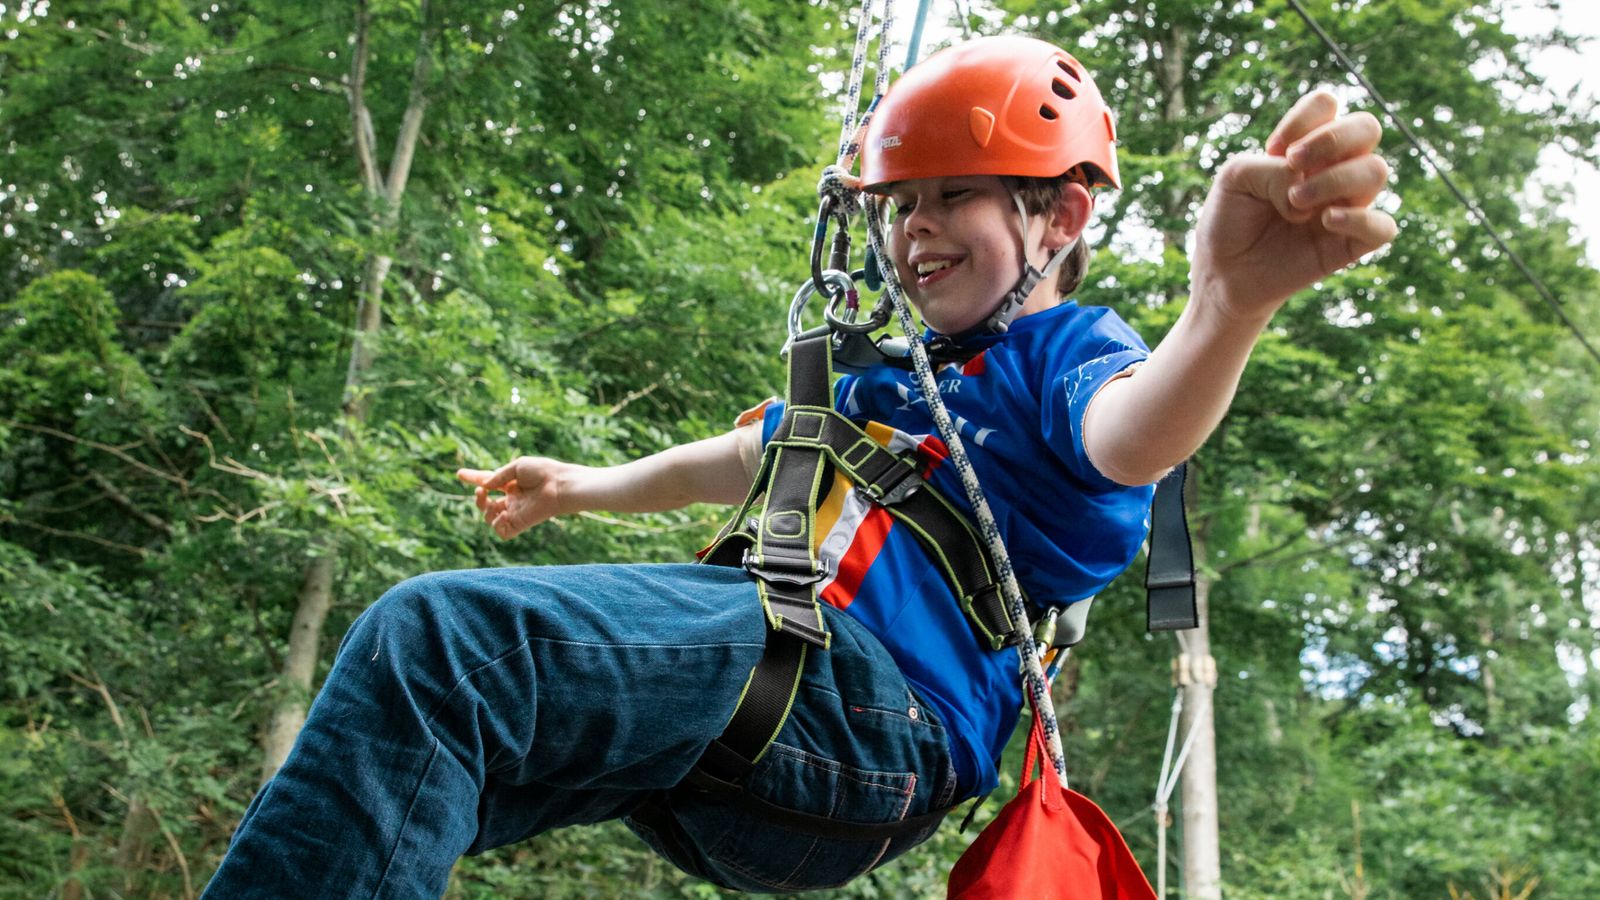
[823,271,889,334]
[785,269,858,356]
[810,197,852,307]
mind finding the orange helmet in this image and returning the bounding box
[860,35,1120,192]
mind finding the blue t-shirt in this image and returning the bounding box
[759,301,1155,795]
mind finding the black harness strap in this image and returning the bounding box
[1145,462,1198,631]
[688,331,1021,797]
[690,333,835,788]
[666,329,1197,848]
[765,405,1019,649]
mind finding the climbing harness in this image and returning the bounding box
[636,0,1198,854]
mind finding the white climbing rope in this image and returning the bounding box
[815,0,1069,779]
[1153,630,1211,897]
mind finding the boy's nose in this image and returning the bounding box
[900,204,939,236]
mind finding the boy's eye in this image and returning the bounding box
[942,189,969,200]
[892,200,916,218]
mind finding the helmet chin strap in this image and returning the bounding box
[978,192,1079,334]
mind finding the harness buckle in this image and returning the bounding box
[742,549,829,587]
[864,463,922,506]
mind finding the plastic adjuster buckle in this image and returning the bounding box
[742,549,828,587]
[863,461,922,506]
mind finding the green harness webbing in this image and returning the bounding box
[627,330,1018,851]
[693,329,1022,791]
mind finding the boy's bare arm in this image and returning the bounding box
[1084,91,1397,487]
[456,425,761,540]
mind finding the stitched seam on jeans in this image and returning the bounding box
[372,735,442,897]
[527,636,767,651]
[858,773,914,875]
[767,744,916,794]
[845,705,946,733]
[421,639,534,730]
[936,758,959,808]
[715,839,822,890]
[711,746,915,889]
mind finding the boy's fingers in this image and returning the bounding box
[1219,155,1315,224]
[1287,155,1390,212]
[459,460,520,491]
[1265,90,1340,157]
[492,511,523,541]
[488,460,524,491]
[1286,112,1382,172]
[1321,207,1399,256]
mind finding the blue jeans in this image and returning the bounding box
[204,564,958,897]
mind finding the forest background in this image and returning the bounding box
[3,0,1599,897]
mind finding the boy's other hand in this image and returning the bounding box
[1191,89,1398,322]
[456,458,571,540]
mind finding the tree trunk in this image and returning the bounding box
[260,553,336,782]
[1153,20,1225,898]
[115,794,158,894]
[1155,22,1190,253]
[1478,618,1500,734]
[1177,530,1222,900]
[257,0,435,784]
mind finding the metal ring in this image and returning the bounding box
[824,282,889,334]
[786,269,858,346]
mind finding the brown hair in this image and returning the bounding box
[1002,170,1096,298]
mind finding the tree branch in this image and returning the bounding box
[2,514,152,557]
[349,0,385,198]
[4,420,188,488]
[86,470,175,537]
[383,0,438,207]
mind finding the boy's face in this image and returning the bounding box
[884,175,1030,335]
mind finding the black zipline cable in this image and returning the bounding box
[1284,0,1600,370]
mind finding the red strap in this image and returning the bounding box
[1020,705,1065,811]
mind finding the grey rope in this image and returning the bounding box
[819,0,894,218]
[862,198,1070,780]
[1153,687,1207,896]
[834,0,879,165]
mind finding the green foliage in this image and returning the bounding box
[2,0,1598,896]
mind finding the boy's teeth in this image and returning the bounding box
[916,259,957,276]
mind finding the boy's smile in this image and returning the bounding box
[886,175,1060,335]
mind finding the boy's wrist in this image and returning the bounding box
[1188,268,1281,334]
[550,460,591,518]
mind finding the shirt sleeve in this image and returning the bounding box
[760,398,785,445]
[1040,309,1150,492]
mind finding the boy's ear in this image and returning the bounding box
[1043,182,1094,251]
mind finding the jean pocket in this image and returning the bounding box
[671,742,922,892]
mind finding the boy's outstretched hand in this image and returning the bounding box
[457,459,569,541]
[1191,90,1398,322]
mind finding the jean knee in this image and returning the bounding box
[336,572,466,663]
[351,573,434,635]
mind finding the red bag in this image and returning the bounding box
[948,708,1158,899]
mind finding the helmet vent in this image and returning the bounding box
[1052,78,1076,100]
[1057,59,1082,82]
[1039,104,1059,121]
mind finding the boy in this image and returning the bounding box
[205,36,1394,896]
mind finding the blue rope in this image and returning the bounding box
[902,0,934,69]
